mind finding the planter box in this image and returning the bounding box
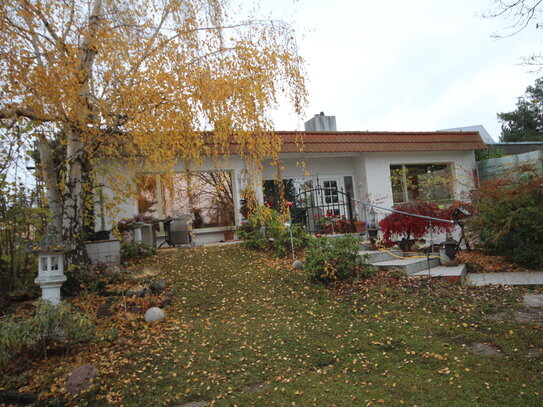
[85,240,120,265]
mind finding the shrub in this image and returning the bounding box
[475,145,504,161]
[62,264,105,296]
[237,205,310,257]
[379,201,455,246]
[120,241,157,263]
[466,165,543,268]
[305,235,376,283]
[0,301,94,367]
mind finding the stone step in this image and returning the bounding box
[410,264,467,284]
[371,256,441,275]
[359,249,403,264]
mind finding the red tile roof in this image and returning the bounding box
[276,131,486,153]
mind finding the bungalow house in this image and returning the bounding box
[100,114,485,245]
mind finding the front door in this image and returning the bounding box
[319,177,347,218]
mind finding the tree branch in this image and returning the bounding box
[485,0,543,37]
[21,0,69,55]
[0,107,53,122]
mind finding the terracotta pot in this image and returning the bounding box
[354,221,366,233]
[224,230,235,241]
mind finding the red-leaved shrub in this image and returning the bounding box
[379,201,455,246]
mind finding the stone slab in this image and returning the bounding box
[176,402,209,407]
[371,256,440,275]
[467,272,543,286]
[66,365,99,395]
[523,293,543,307]
[466,342,504,358]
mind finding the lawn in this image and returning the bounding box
[1,245,542,406]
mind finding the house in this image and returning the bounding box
[441,124,543,155]
[439,125,495,144]
[442,125,543,181]
[100,114,485,245]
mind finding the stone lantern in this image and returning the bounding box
[26,224,75,305]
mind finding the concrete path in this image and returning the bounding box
[467,272,543,286]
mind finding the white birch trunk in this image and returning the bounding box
[63,0,103,262]
[39,141,63,234]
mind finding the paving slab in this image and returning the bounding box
[467,272,543,286]
[244,382,270,393]
[465,342,504,358]
[484,309,543,325]
[523,293,543,307]
[176,402,209,407]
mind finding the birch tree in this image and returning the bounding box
[0,0,307,262]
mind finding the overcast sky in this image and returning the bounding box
[258,0,542,141]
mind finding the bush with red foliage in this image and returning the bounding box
[379,201,456,246]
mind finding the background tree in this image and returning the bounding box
[497,77,543,141]
[485,0,543,69]
[0,0,307,263]
[475,145,505,161]
[0,122,48,308]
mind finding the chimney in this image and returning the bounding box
[304,112,337,131]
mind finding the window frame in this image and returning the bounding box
[389,163,454,205]
[135,170,235,230]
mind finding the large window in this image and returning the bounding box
[136,171,235,228]
[390,164,454,204]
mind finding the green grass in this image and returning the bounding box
[73,245,542,406]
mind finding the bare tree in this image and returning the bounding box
[484,0,543,69]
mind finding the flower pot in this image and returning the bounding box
[441,241,458,260]
[367,228,379,239]
[354,221,366,234]
[224,230,235,241]
[94,230,111,241]
[399,238,415,252]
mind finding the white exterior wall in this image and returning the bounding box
[99,150,477,244]
[353,155,368,200]
[264,150,476,207]
[363,150,477,211]
[263,153,358,181]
